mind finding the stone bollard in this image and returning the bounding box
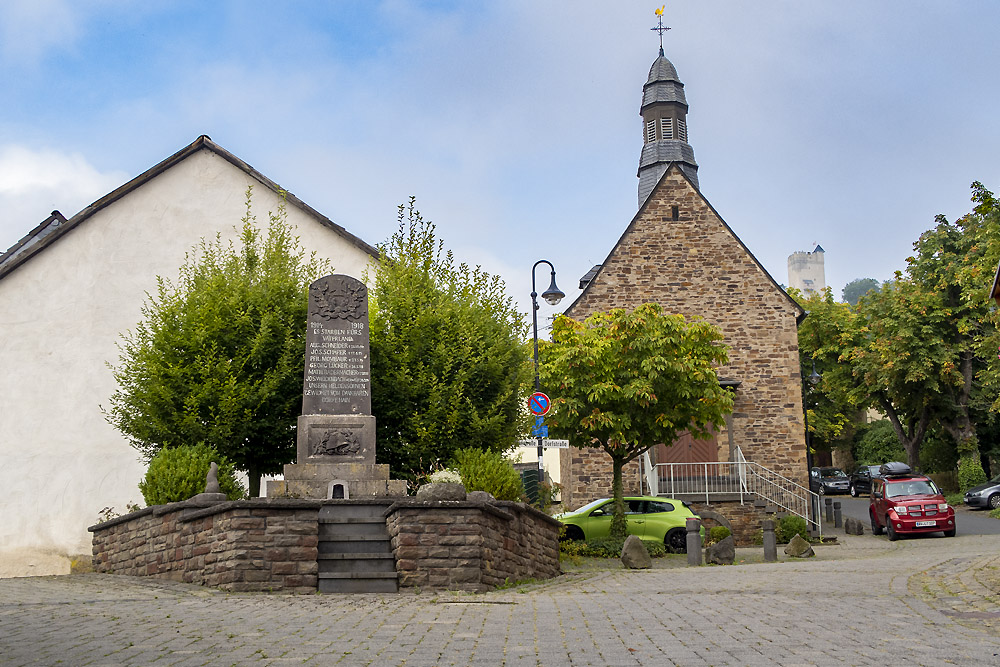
[833,501,843,528]
[825,497,833,524]
[686,518,702,566]
[763,519,777,562]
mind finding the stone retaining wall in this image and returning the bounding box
[386,500,562,592]
[89,499,320,593]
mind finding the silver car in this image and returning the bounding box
[963,474,1000,509]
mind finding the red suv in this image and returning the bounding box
[869,463,956,541]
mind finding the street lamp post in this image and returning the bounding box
[803,359,821,528]
[531,260,565,501]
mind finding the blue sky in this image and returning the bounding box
[2,1,999,320]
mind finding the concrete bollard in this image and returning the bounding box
[833,501,843,528]
[825,497,834,524]
[686,518,702,566]
[763,519,777,562]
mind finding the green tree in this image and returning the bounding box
[106,188,329,497]
[369,198,531,485]
[539,303,734,540]
[792,288,857,454]
[842,278,881,306]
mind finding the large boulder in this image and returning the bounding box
[620,535,652,569]
[415,482,467,501]
[844,517,865,535]
[705,535,735,565]
[784,534,815,558]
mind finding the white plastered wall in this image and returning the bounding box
[0,149,375,576]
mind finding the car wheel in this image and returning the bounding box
[886,519,899,542]
[849,484,857,498]
[870,510,883,535]
[989,494,1000,510]
[665,528,687,554]
[563,525,584,541]
[944,528,956,537]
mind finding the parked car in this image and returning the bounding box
[849,464,883,497]
[869,463,956,541]
[809,467,850,495]
[963,473,1000,509]
[555,496,702,552]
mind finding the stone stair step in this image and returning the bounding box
[318,571,398,580]
[318,552,394,560]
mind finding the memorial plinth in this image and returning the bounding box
[267,275,406,499]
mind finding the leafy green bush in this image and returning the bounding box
[558,537,667,559]
[852,420,905,467]
[450,447,524,501]
[990,507,1000,520]
[707,525,731,544]
[777,515,809,544]
[139,444,245,505]
[958,455,987,492]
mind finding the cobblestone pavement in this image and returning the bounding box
[2,534,999,666]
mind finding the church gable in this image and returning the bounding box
[568,163,803,325]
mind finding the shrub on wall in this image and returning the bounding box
[450,447,524,501]
[139,443,245,505]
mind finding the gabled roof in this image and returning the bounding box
[565,162,805,321]
[0,135,379,281]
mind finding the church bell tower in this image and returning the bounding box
[638,10,699,206]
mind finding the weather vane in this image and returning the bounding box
[651,5,670,56]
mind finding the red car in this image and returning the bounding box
[869,463,956,541]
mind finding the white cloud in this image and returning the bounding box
[0,145,128,251]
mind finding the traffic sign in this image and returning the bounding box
[532,416,548,438]
[528,392,551,416]
[518,439,569,448]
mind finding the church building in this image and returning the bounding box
[559,30,808,509]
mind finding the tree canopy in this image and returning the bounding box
[539,303,733,539]
[842,278,881,306]
[369,198,531,486]
[798,182,1000,483]
[106,188,329,496]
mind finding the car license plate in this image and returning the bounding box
[915,520,936,528]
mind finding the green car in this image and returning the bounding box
[555,496,703,553]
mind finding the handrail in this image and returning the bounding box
[652,447,821,537]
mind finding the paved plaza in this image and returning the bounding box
[2,533,999,666]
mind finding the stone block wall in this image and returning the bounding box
[559,448,642,511]
[561,166,807,509]
[386,500,562,592]
[90,499,320,593]
[687,501,768,546]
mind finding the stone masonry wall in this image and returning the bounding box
[562,166,807,509]
[386,500,562,592]
[559,447,643,512]
[687,501,769,547]
[90,499,319,593]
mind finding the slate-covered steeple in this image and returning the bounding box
[637,39,699,206]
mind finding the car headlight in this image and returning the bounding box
[893,505,908,514]
[938,503,948,510]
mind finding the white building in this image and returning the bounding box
[0,136,377,576]
[787,245,826,296]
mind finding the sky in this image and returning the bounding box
[2,1,999,324]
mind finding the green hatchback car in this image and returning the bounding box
[555,496,703,553]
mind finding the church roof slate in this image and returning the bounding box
[0,135,379,282]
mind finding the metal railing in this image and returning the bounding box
[646,447,821,536]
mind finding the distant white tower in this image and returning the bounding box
[787,245,826,296]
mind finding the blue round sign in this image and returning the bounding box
[528,392,551,416]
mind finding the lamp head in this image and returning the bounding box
[541,274,565,306]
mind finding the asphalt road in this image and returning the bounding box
[825,495,1000,536]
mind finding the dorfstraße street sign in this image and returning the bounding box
[518,439,569,448]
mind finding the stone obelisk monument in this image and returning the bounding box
[267,274,405,499]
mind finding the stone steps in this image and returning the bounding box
[317,503,398,594]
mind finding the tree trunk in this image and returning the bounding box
[609,455,627,541]
[247,464,261,498]
[879,393,930,471]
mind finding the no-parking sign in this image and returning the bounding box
[528,392,551,416]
